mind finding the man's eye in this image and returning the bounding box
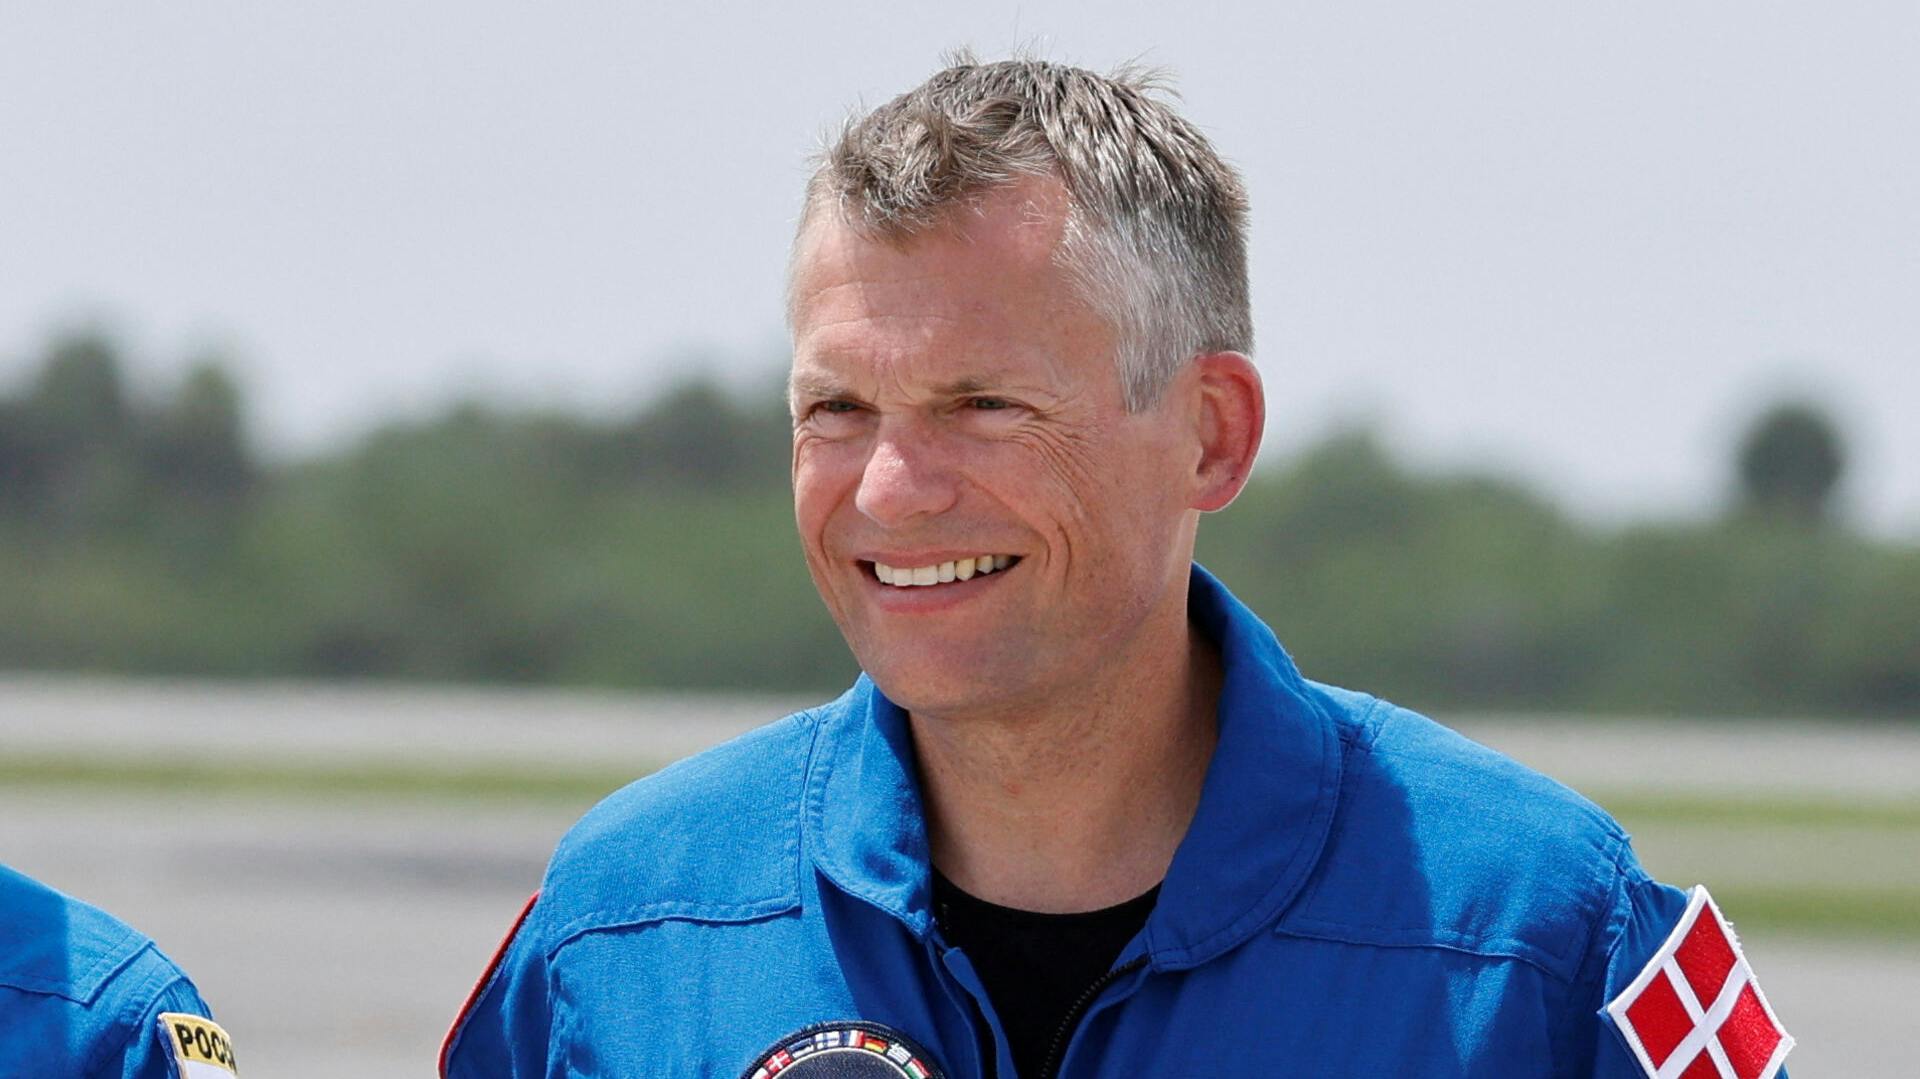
[817,401,860,415]
[968,397,1010,411]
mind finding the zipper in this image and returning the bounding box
[927,928,997,1079]
[1036,956,1148,1079]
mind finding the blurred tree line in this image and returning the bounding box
[1,331,1914,717]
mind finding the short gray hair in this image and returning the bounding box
[796,52,1252,411]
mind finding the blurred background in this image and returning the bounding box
[2,2,1914,1075]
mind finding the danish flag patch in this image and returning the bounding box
[1606,886,1793,1079]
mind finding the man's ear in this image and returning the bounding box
[1187,352,1264,512]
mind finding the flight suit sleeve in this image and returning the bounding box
[100,964,233,1079]
[441,892,551,1079]
[122,982,210,1079]
[1575,855,1791,1079]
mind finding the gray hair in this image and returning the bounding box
[795,52,1252,411]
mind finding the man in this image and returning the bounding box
[1,863,238,1078]
[443,55,1792,1078]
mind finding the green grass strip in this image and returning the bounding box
[9,755,1920,936]
[0,752,652,803]
[1708,886,1920,937]
[1595,791,1920,830]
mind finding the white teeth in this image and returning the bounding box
[873,556,1014,586]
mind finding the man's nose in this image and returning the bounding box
[854,427,960,526]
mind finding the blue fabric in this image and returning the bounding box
[0,864,218,1079]
[444,565,1772,1078]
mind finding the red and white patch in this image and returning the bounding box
[1607,886,1793,1079]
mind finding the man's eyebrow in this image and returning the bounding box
[787,374,854,399]
[787,372,1026,399]
[931,376,993,396]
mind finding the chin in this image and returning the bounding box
[860,650,1027,719]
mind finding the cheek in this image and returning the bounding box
[1027,422,1174,517]
[791,440,855,532]
[1004,423,1106,511]
[1003,427,1187,564]
[791,488,841,571]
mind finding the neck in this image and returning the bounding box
[911,594,1222,914]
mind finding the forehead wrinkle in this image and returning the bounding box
[795,270,965,306]
[804,311,975,332]
[790,252,992,318]
[796,273,1024,329]
[794,304,1024,371]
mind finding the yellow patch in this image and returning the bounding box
[157,1013,239,1076]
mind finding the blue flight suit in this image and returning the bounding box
[444,565,1776,1078]
[0,864,223,1078]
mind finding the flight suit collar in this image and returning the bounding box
[806,668,937,937]
[804,563,1344,968]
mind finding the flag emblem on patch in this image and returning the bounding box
[739,1020,945,1079]
[1606,886,1793,1079]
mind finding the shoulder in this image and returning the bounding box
[1284,685,1633,982]
[0,863,155,1005]
[0,866,205,1016]
[529,704,829,952]
[0,865,216,1077]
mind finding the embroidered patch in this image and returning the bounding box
[1606,886,1792,1079]
[739,1020,947,1079]
[156,1013,238,1078]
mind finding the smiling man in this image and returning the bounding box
[442,56,1791,1079]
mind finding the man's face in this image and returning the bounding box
[788,179,1199,717]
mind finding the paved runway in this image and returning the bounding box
[3,678,1914,1075]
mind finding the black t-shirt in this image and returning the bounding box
[930,869,1160,1079]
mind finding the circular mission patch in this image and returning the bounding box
[739,1020,947,1079]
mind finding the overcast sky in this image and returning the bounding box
[4,2,1915,535]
